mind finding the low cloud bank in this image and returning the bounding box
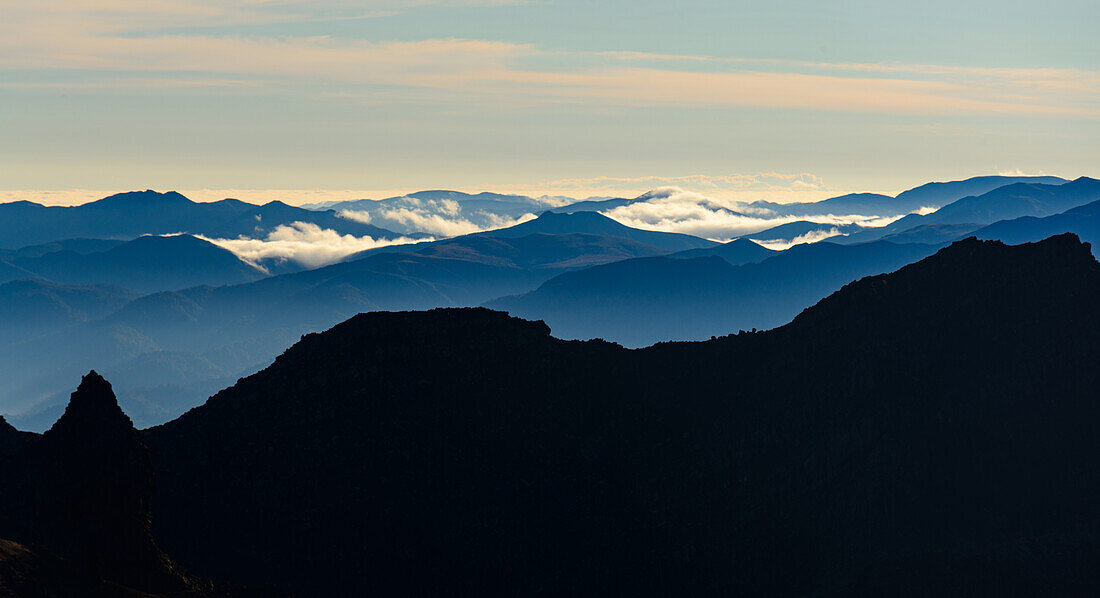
[751,228,849,250]
[601,187,907,241]
[201,222,428,270]
[338,195,538,237]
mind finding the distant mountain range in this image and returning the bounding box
[971,197,1100,248]
[840,177,1100,244]
[546,175,1067,222]
[668,237,777,264]
[0,190,410,249]
[0,212,717,429]
[488,239,943,346]
[1,175,1098,430]
[0,280,139,341]
[0,234,265,293]
[482,210,715,251]
[739,220,868,246]
[4,233,1098,596]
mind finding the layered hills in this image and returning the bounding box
[4,234,1094,595]
[0,234,266,293]
[0,190,408,249]
[489,239,943,346]
[840,176,1100,244]
[0,212,719,429]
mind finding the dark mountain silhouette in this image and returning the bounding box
[484,211,716,251]
[971,198,1100,251]
[0,373,203,595]
[488,240,942,346]
[0,374,288,597]
[0,538,162,597]
[2,234,266,293]
[842,177,1099,243]
[0,190,409,248]
[52,233,1087,596]
[669,237,777,264]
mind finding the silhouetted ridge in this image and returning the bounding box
[45,370,134,439]
[0,372,203,595]
[137,233,1100,596]
[0,416,32,457]
[792,233,1096,334]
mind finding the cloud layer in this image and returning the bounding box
[201,222,427,269]
[601,188,905,241]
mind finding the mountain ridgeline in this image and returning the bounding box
[2,176,1099,432]
[0,190,410,249]
[3,233,1097,595]
[0,211,724,430]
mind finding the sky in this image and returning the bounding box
[1,0,1098,205]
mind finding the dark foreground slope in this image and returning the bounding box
[0,374,205,596]
[0,375,286,597]
[139,234,1100,596]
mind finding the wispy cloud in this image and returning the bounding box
[2,2,1096,118]
[751,228,849,251]
[340,205,537,237]
[601,187,905,241]
[200,221,427,269]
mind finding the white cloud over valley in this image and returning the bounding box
[200,222,428,269]
[600,188,906,241]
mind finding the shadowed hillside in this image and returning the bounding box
[86,233,1100,596]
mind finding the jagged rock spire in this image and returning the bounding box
[45,370,135,440]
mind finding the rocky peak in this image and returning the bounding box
[45,370,135,443]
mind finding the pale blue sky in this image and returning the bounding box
[1,0,1097,202]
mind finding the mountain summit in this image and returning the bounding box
[1,371,205,595]
[485,210,716,251]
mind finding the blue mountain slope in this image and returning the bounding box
[483,211,716,251]
[747,175,1067,219]
[669,238,777,265]
[488,240,943,347]
[0,279,139,341]
[741,221,866,244]
[892,175,1067,208]
[7,234,266,293]
[840,177,1099,244]
[970,198,1100,253]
